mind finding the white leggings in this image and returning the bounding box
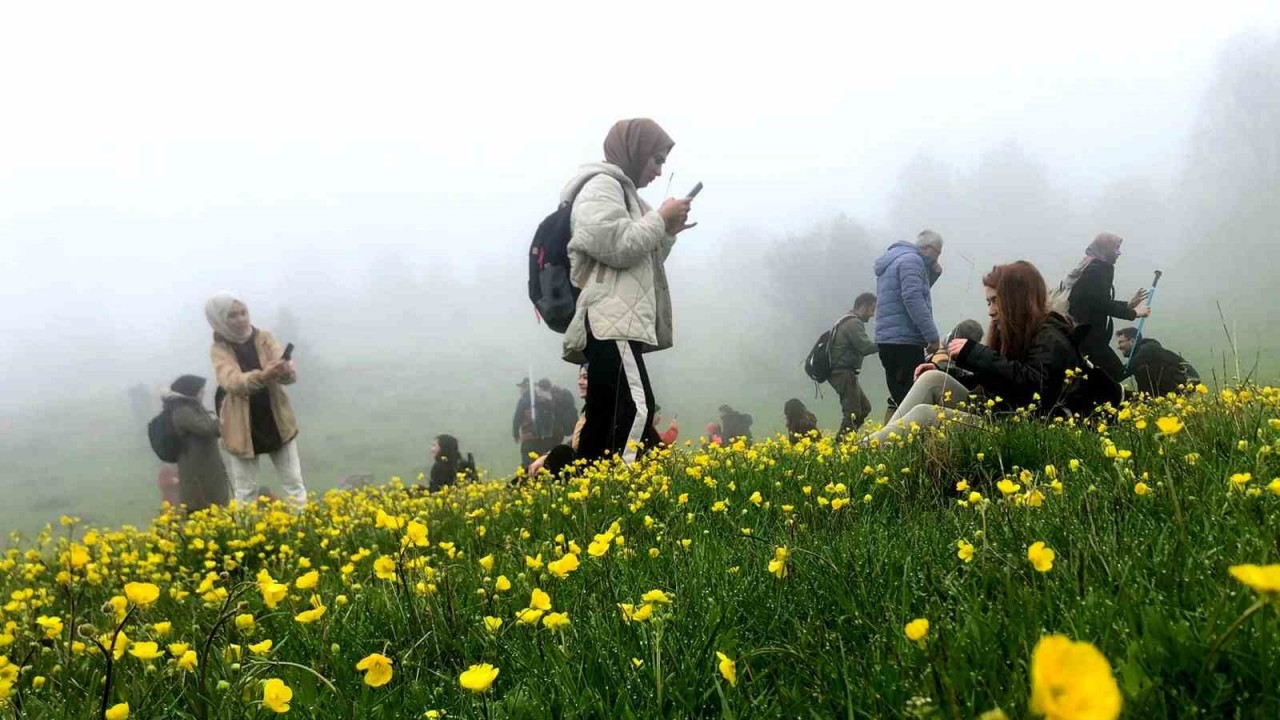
[865,370,981,444]
[225,438,307,509]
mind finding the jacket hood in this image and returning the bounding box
[560,162,633,204]
[874,242,918,277]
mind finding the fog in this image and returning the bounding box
[3,2,1279,532]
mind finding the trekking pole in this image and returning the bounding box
[1125,270,1162,374]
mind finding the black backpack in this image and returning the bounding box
[148,408,182,463]
[804,316,853,384]
[528,174,629,333]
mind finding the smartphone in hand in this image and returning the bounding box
[686,182,703,199]
[282,343,295,362]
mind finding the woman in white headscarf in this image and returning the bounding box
[1060,233,1150,381]
[205,292,308,509]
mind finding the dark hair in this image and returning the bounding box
[1116,327,1139,340]
[949,319,985,344]
[537,378,552,390]
[783,398,818,436]
[982,261,1048,361]
[853,292,877,310]
[435,434,461,462]
[170,375,207,398]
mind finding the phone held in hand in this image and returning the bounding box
[282,343,294,362]
[686,182,703,199]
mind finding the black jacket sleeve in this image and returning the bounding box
[1073,263,1136,323]
[955,331,1075,406]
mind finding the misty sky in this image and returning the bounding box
[3,1,1279,402]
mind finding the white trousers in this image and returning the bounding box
[865,370,980,444]
[225,438,307,509]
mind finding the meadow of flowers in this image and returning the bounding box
[1,384,1278,719]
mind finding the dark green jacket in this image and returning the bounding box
[830,316,878,372]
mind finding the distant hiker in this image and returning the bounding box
[929,319,985,380]
[718,405,754,444]
[1058,232,1150,382]
[704,422,724,448]
[429,434,474,491]
[828,292,879,438]
[874,230,945,418]
[866,261,1117,446]
[527,365,590,479]
[163,375,231,513]
[514,378,560,469]
[157,464,181,508]
[784,398,821,442]
[206,292,308,510]
[653,405,680,447]
[561,118,693,465]
[1116,328,1201,396]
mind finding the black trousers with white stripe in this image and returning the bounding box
[579,328,662,464]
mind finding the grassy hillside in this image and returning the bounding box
[1,384,1277,718]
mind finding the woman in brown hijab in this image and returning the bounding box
[557,118,695,466]
[1061,233,1151,381]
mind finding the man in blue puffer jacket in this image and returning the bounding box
[873,230,944,416]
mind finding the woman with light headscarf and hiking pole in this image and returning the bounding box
[206,293,308,509]
[560,118,695,465]
[1059,233,1150,382]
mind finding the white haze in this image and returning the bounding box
[2,1,1278,529]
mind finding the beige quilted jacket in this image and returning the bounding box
[560,163,677,363]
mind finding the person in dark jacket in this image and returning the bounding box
[718,405,754,443]
[874,231,945,415]
[513,379,560,470]
[164,375,230,512]
[1116,328,1200,396]
[829,292,878,438]
[429,434,469,491]
[783,399,821,442]
[1059,233,1150,382]
[866,261,1114,445]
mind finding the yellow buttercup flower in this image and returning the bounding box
[373,556,397,581]
[1134,482,1150,496]
[235,613,255,631]
[1229,473,1252,490]
[458,663,499,693]
[36,615,63,639]
[529,588,551,611]
[641,589,671,605]
[525,554,544,571]
[494,575,512,592]
[478,554,495,572]
[262,678,293,713]
[1029,635,1121,720]
[248,639,274,656]
[1228,564,1280,594]
[127,641,165,661]
[1155,416,1184,435]
[261,582,288,610]
[403,520,429,547]
[957,540,975,563]
[105,702,130,720]
[716,651,737,687]
[542,611,570,632]
[167,642,190,656]
[356,652,394,687]
[294,595,327,624]
[295,571,319,590]
[1028,542,1056,573]
[546,553,580,579]
[483,616,503,635]
[177,650,198,671]
[515,608,544,625]
[124,582,160,608]
[904,618,929,642]
[152,621,172,637]
[768,547,789,579]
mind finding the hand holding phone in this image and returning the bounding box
[282,343,295,361]
[686,181,703,199]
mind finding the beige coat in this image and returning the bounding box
[561,163,677,363]
[210,329,298,458]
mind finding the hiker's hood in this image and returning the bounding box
[560,162,635,205]
[874,242,919,277]
[205,292,253,345]
[602,118,674,187]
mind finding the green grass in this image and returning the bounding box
[1,385,1278,718]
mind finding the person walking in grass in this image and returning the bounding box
[866,261,1115,445]
[828,292,878,438]
[163,374,230,512]
[561,118,694,465]
[1058,232,1151,382]
[874,230,945,420]
[206,292,308,510]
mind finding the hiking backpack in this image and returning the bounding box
[147,408,182,463]
[804,316,853,384]
[528,174,630,333]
